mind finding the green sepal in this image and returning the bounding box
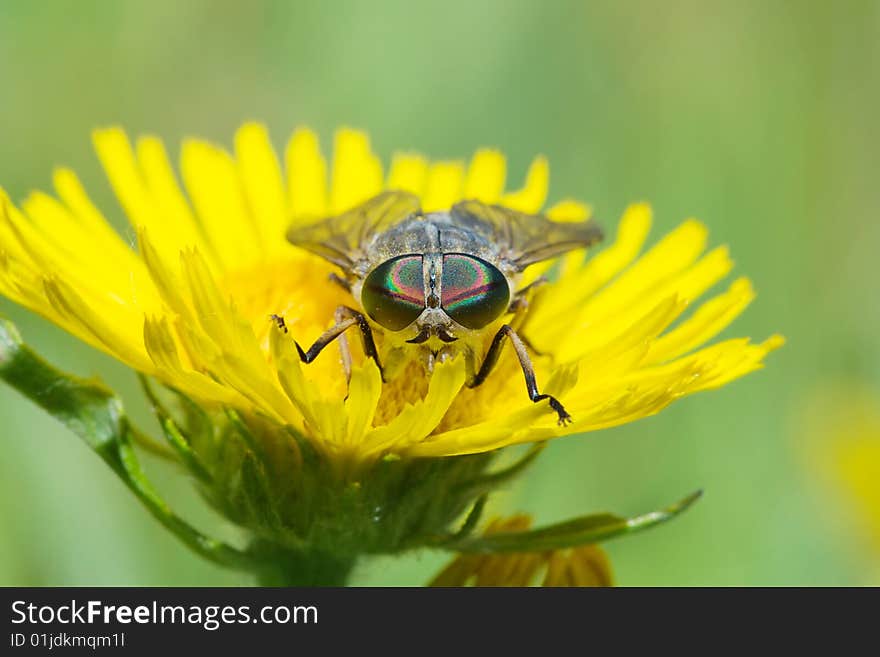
[0,318,255,571]
[453,443,545,499]
[240,452,286,536]
[138,375,213,484]
[450,494,488,541]
[441,490,703,554]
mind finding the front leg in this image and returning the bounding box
[271,306,385,381]
[328,272,352,292]
[506,276,547,318]
[507,276,548,353]
[468,324,572,426]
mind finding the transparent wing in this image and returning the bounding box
[286,191,422,272]
[450,200,604,270]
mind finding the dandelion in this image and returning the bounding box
[0,124,782,585]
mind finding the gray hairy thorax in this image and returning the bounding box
[354,213,504,276]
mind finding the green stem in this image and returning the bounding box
[251,543,357,586]
[0,319,257,572]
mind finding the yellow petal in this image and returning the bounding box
[181,139,262,270]
[235,123,288,256]
[546,199,592,222]
[42,275,152,371]
[543,545,613,587]
[343,362,383,446]
[578,218,708,323]
[464,149,506,202]
[329,128,383,214]
[499,155,548,213]
[647,277,755,363]
[92,127,154,229]
[135,136,209,267]
[423,161,465,212]
[524,202,652,350]
[270,326,320,431]
[143,315,240,403]
[363,357,466,457]
[52,168,144,267]
[286,127,328,221]
[387,153,428,196]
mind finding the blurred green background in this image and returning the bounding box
[1,0,878,586]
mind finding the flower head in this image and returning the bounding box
[0,123,782,467]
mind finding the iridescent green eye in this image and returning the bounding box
[362,255,425,330]
[441,254,510,329]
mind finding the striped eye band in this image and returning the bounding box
[362,255,425,330]
[441,254,509,329]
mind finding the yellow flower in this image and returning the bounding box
[835,431,880,556]
[429,515,613,587]
[0,123,782,468]
[799,384,880,563]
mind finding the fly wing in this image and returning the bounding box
[449,200,603,271]
[286,191,422,273]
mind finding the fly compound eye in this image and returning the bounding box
[441,254,510,329]
[361,255,425,330]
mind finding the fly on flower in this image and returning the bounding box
[275,191,603,425]
[0,123,783,586]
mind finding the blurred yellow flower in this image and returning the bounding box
[800,384,880,560]
[430,515,613,586]
[0,123,782,467]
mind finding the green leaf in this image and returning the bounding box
[444,490,703,554]
[0,318,256,571]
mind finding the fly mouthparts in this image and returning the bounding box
[406,326,458,344]
[437,329,458,343]
[406,327,431,344]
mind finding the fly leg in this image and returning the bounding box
[468,323,572,426]
[270,306,385,382]
[507,276,548,355]
[328,272,352,292]
[508,276,548,315]
[328,306,355,383]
